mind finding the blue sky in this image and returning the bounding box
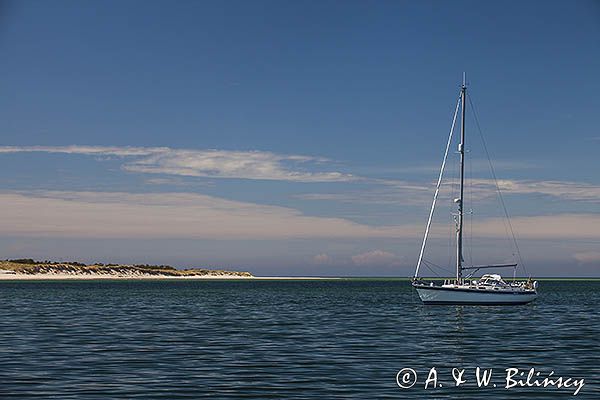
[0,0,598,276]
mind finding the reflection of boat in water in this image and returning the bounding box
[412,77,538,305]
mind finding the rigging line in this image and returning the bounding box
[469,100,517,272]
[414,93,461,278]
[467,94,513,265]
[422,261,451,277]
[469,93,516,273]
[423,263,442,277]
[470,94,517,271]
[467,93,528,276]
[423,259,454,274]
[422,259,444,277]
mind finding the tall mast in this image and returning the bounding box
[456,74,467,282]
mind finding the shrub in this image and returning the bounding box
[9,259,37,265]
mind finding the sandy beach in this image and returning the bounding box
[0,260,342,280]
[0,272,254,280]
[0,273,336,280]
[0,260,258,280]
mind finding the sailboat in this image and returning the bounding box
[412,76,538,305]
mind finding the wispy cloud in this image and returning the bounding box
[297,178,600,205]
[468,179,600,202]
[0,145,163,157]
[143,177,214,187]
[3,145,597,203]
[0,145,354,183]
[295,179,433,206]
[0,191,408,239]
[357,159,538,175]
[312,250,405,267]
[471,214,600,239]
[312,253,335,265]
[0,191,598,241]
[573,252,600,264]
[351,250,403,267]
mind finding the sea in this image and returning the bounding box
[0,279,597,399]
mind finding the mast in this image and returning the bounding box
[456,74,467,282]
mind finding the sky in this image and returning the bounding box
[0,0,598,276]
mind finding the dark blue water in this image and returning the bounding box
[0,280,597,399]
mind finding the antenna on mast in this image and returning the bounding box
[462,72,466,87]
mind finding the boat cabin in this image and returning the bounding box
[472,274,507,287]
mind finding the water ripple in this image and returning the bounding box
[0,280,597,399]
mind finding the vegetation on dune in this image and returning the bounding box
[0,259,253,277]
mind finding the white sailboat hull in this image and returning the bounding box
[415,285,537,305]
